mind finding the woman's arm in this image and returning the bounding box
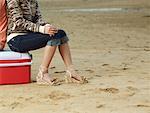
[33,0,48,26]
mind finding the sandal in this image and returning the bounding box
[36,66,60,86]
[65,65,88,84]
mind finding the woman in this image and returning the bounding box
[6,0,87,85]
[0,0,7,50]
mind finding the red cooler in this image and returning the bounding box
[0,50,32,85]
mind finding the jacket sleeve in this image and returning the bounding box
[7,0,45,33]
[33,0,48,26]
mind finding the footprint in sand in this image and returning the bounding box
[25,97,34,101]
[95,88,119,94]
[44,91,72,100]
[96,104,105,109]
[54,69,91,74]
[120,86,138,97]
[102,64,109,67]
[95,75,102,77]
[127,86,138,91]
[0,101,6,107]
[108,74,122,77]
[143,15,150,18]
[55,69,95,74]
[85,69,95,73]
[136,104,150,108]
[126,86,138,97]
[10,102,20,109]
[54,71,65,74]
[17,96,33,101]
[49,66,56,69]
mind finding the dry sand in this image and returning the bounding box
[0,0,150,113]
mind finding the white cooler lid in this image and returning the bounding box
[0,50,31,60]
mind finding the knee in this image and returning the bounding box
[57,29,67,37]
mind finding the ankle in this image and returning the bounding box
[39,65,49,74]
[66,65,75,71]
[66,65,78,75]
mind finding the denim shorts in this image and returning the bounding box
[8,30,69,53]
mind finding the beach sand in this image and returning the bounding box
[0,0,150,113]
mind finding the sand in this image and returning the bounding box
[0,0,150,113]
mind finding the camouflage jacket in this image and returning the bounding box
[6,0,47,35]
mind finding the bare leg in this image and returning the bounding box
[36,45,58,85]
[59,43,87,83]
[41,45,57,69]
[58,43,73,67]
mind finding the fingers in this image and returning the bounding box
[45,24,58,32]
[44,25,58,36]
[48,27,58,36]
[49,26,58,31]
[48,28,58,36]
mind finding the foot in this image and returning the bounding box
[36,66,60,86]
[65,65,88,84]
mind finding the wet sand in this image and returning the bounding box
[0,0,150,113]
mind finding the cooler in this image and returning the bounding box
[0,50,32,85]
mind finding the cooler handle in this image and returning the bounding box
[0,62,32,67]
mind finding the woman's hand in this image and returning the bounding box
[44,24,58,36]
